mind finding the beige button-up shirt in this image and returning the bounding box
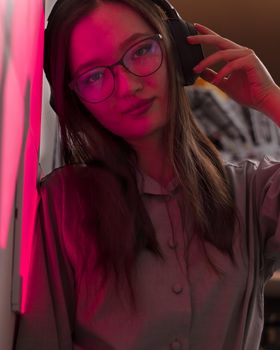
[15,157,280,350]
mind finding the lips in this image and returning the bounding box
[121,97,155,117]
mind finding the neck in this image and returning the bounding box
[127,133,174,187]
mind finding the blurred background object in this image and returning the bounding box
[187,78,280,162]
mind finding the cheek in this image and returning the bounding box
[83,100,133,138]
[149,63,169,101]
[84,102,117,130]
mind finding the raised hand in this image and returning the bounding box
[187,23,280,122]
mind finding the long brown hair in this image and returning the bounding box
[44,0,236,303]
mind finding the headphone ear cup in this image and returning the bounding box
[165,18,204,85]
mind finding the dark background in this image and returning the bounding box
[172,0,280,85]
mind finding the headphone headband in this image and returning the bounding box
[151,0,181,19]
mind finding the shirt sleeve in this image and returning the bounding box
[255,157,280,270]
[226,157,280,279]
[15,172,75,350]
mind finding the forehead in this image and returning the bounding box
[69,2,154,74]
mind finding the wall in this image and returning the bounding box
[172,0,280,84]
[0,0,44,348]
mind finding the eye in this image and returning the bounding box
[133,42,153,58]
[80,69,105,85]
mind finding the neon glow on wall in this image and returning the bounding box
[0,0,44,312]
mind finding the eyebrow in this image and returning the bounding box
[73,32,153,77]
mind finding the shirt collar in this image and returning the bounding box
[136,169,180,196]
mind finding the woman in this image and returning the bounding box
[15,0,280,349]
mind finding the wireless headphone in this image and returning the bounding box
[151,0,204,85]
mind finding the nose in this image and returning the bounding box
[113,65,143,97]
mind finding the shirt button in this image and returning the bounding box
[170,339,182,350]
[172,283,183,294]
[167,237,177,249]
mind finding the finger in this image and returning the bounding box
[187,34,241,51]
[211,55,254,84]
[193,48,252,73]
[199,68,218,82]
[197,68,231,93]
[193,23,219,36]
[199,68,231,96]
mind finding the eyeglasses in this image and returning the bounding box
[69,34,163,103]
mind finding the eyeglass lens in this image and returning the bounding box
[75,37,162,103]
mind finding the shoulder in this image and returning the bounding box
[225,155,280,170]
[38,164,86,206]
[225,156,280,206]
[225,156,280,185]
[39,161,119,193]
[38,162,125,214]
[39,164,87,190]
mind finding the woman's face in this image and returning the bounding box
[69,1,169,143]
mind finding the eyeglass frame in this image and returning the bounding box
[68,33,164,104]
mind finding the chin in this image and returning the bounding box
[122,125,166,143]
